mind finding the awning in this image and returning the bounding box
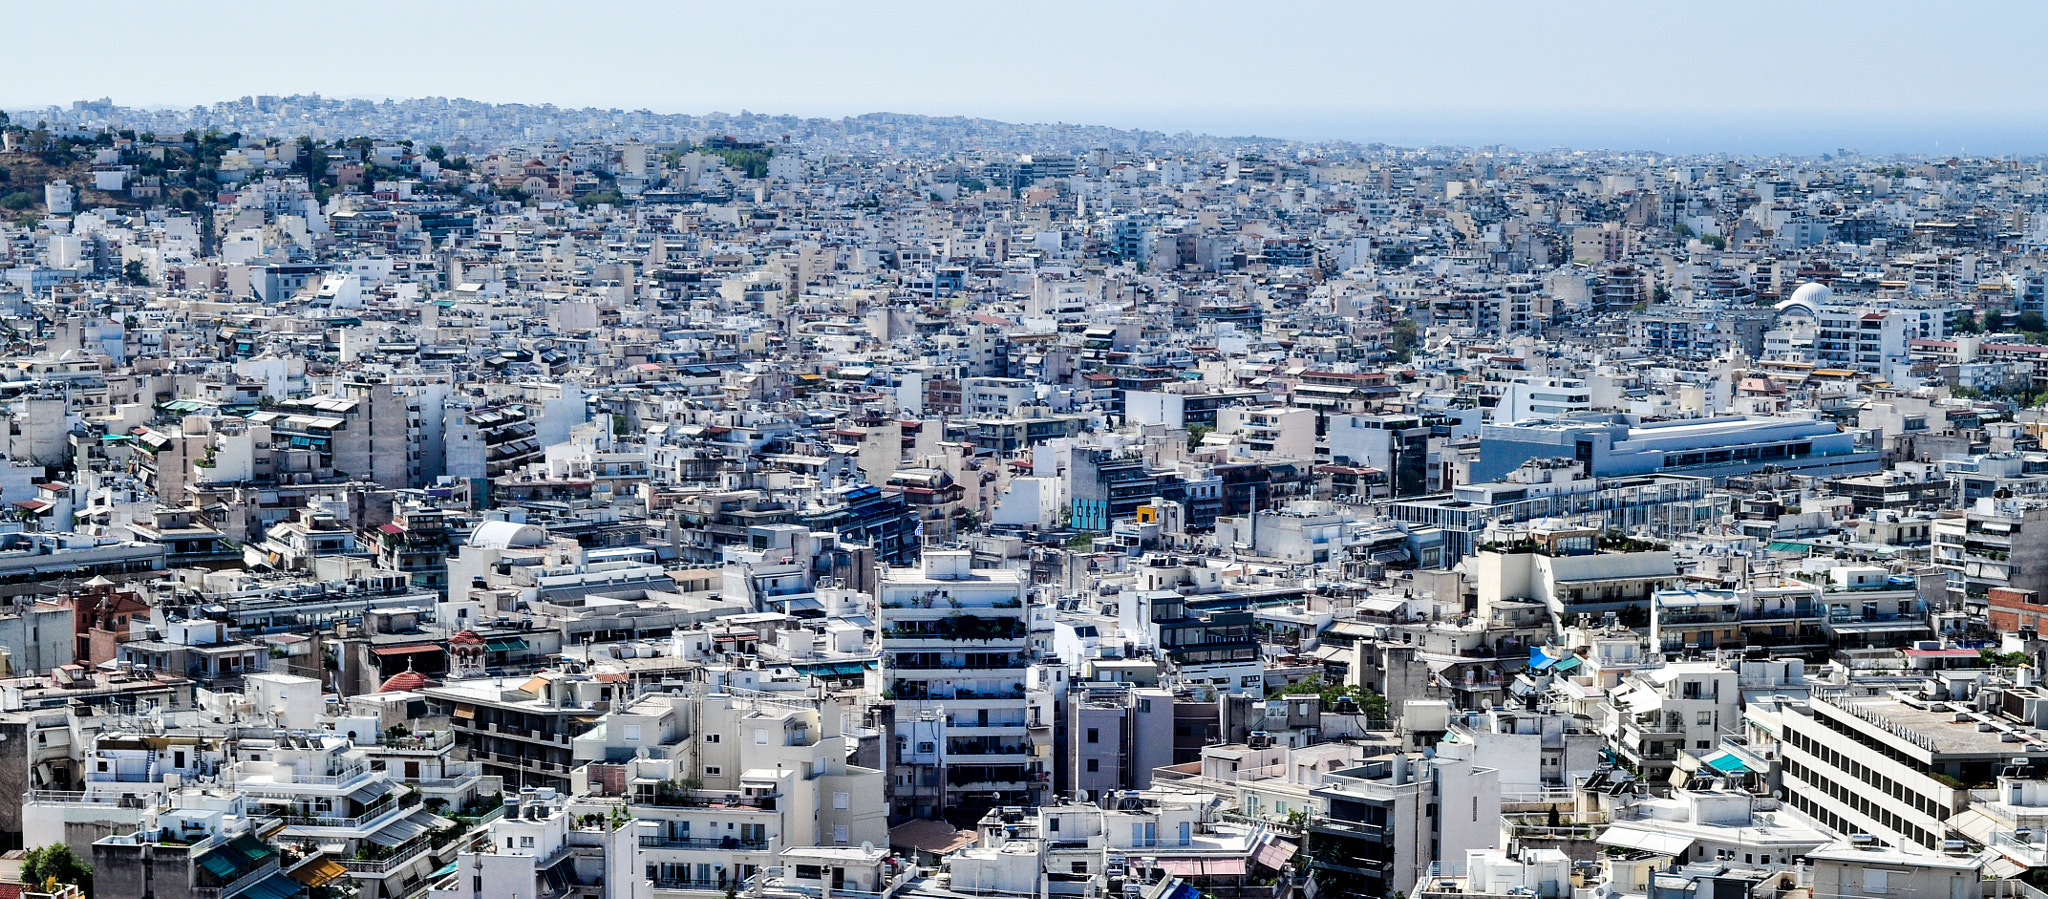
[347,780,388,804]
[289,859,348,888]
[1150,858,1246,876]
[1598,825,1693,857]
[1948,808,2000,844]
[367,811,437,846]
[792,661,871,677]
[1252,839,1298,870]
[235,873,305,899]
[229,834,274,863]
[1699,751,1752,775]
[889,818,978,856]
[1551,655,1583,674]
[485,637,529,653]
[452,703,476,720]
[199,851,243,879]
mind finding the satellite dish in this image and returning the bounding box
[861,841,874,853]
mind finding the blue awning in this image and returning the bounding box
[792,661,872,677]
[1529,648,1556,671]
[235,873,306,899]
[1700,751,1752,774]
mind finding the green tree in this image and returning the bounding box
[2020,311,2048,335]
[425,144,447,162]
[1186,425,1213,452]
[123,260,149,287]
[1700,234,1727,250]
[22,843,92,893]
[575,189,623,209]
[1387,318,1419,363]
[1272,675,1392,724]
[1954,309,1980,334]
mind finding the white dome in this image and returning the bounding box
[469,521,548,549]
[1788,282,1833,308]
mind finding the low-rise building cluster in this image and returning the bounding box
[2,98,2048,899]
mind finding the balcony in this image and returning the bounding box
[1307,819,1388,842]
[637,835,770,852]
[382,731,457,752]
[630,789,778,811]
[269,793,408,830]
[338,834,436,876]
[234,761,374,790]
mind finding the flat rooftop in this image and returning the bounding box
[1822,694,2048,757]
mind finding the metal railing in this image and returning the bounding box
[637,835,770,851]
[338,835,436,875]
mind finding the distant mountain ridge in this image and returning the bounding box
[4,96,1325,156]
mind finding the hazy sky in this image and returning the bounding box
[8,0,2047,152]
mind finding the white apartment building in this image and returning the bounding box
[877,551,1046,819]
[566,688,887,894]
[429,788,643,899]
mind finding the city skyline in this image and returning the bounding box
[9,0,2048,154]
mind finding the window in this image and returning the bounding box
[1071,863,1088,874]
[834,825,850,843]
[706,766,721,776]
[1087,759,1099,772]
[918,741,934,753]
[623,725,642,742]
[795,866,822,880]
[834,792,850,809]
[1697,712,1713,726]
[1087,728,1099,744]
[520,836,535,848]
[755,730,768,745]
[704,734,721,743]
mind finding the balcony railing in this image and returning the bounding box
[1307,819,1387,841]
[637,835,770,851]
[338,835,435,875]
[630,790,778,810]
[25,790,153,807]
